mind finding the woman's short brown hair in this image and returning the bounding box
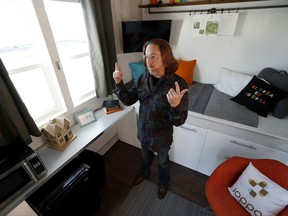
[143,38,178,75]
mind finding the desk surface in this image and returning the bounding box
[0,106,132,216]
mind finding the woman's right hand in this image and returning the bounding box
[113,62,123,84]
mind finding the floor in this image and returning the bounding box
[7,201,37,216]
[93,140,211,216]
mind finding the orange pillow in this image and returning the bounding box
[176,59,197,85]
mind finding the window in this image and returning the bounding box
[44,0,96,106]
[0,0,97,126]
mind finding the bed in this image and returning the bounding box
[187,82,259,127]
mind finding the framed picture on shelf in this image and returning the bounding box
[75,109,96,127]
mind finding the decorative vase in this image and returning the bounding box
[150,0,158,5]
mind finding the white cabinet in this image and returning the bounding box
[116,108,141,148]
[170,124,207,170]
[197,130,288,176]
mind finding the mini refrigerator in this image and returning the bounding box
[26,150,105,216]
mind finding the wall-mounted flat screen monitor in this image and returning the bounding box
[122,19,172,53]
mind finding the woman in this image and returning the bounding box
[113,38,188,199]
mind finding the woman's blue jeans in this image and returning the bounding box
[139,143,171,187]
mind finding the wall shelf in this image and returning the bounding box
[139,0,288,14]
[139,0,266,8]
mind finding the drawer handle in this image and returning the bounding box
[230,140,257,150]
[181,125,197,132]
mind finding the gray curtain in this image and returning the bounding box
[0,59,41,146]
[81,0,117,97]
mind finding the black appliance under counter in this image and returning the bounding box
[26,149,105,216]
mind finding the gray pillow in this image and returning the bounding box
[258,68,288,118]
[272,96,288,119]
[258,67,288,93]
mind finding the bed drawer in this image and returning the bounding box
[197,130,288,176]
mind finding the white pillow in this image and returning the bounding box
[228,162,288,216]
[214,68,253,97]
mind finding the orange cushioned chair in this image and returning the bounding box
[205,156,288,216]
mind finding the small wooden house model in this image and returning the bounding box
[41,117,75,150]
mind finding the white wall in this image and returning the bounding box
[111,0,143,53]
[140,0,288,83]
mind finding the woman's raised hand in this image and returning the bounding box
[113,62,123,84]
[167,82,188,108]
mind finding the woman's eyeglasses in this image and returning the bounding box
[144,53,160,61]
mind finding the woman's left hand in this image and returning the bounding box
[167,82,188,108]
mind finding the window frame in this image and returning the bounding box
[1,0,103,128]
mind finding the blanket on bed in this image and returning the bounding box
[188,82,259,127]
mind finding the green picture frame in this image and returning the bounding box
[75,109,96,127]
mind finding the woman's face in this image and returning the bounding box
[145,44,165,78]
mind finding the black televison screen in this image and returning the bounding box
[122,20,172,53]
